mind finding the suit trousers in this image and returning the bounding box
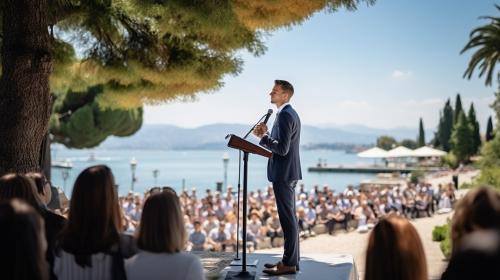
[272,180,300,267]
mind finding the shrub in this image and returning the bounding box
[432,224,448,241]
[440,235,452,259]
[432,222,452,259]
[476,167,500,189]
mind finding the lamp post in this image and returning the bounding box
[130,157,137,192]
[153,169,159,186]
[222,152,229,192]
[61,161,71,194]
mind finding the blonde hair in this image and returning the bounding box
[451,186,500,255]
[137,191,186,253]
[365,214,427,280]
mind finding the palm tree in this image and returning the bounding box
[461,5,500,86]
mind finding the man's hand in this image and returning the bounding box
[253,123,268,138]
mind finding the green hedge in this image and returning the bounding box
[432,222,452,259]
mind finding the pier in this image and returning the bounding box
[308,165,446,174]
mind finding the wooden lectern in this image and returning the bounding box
[225,134,271,279]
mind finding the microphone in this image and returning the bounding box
[262,109,273,125]
[242,109,273,139]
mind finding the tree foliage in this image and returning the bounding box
[400,139,417,149]
[486,115,495,141]
[50,86,142,148]
[467,103,481,154]
[461,5,500,87]
[376,135,397,150]
[450,111,473,163]
[42,0,375,108]
[454,93,463,124]
[437,99,454,152]
[417,117,425,147]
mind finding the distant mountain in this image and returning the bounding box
[97,123,434,150]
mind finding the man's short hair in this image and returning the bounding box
[275,80,294,96]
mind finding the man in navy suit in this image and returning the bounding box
[253,80,302,275]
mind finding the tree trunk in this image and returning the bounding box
[0,0,52,175]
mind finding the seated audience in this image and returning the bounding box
[126,190,204,280]
[365,214,427,280]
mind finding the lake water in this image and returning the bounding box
[50,147,376,196]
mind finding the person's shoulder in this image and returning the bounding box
[42,208,66,227]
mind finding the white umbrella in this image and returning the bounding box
[387,146,414,158]
[357,147,388,158]
[412,146,446,157]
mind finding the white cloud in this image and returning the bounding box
[337,99,371,109]
[392,70,413,79]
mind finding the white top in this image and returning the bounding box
[276,102,290,114]
[125,251,204,280]
[54,251,113,280]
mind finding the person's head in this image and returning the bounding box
[297,207,305,217]
[219,221,226,231]
[270,80,294,107]
[25,172,52,205]
[451,186,500,255]
[0,173,41,209]
[207,212,216,221]
[250,210,260,221]
[60,165,122,266]
[365,214,427,280]
[0,199,48,280]
[137,190,186,253]
[442,230,500,279]
[271,207,278,217]
[193,220,202,231]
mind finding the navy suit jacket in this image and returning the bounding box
[259,104,302,182]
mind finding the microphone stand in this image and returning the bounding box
[231,113,267,265]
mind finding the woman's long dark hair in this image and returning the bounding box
[58,165,122,267]
[0,173,41,208]
[0,199,48,280]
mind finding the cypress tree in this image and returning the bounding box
[468,103,481,154]
[486,116,495,142]
[438,99,454,152]
[451,111,473,163]
[454,93,463,124]
[417,117,425,147]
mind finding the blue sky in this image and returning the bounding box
[145,0,498,131]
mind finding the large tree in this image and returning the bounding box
[376,135,397,150]
[0,0,375,174]
[400,139,417,149]
[461,5,500,87]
